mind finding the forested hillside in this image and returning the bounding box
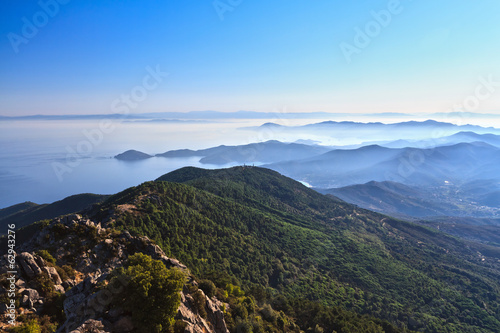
[84,166,500,332]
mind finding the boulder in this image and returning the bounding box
[69,319,109,333]
[18,252,42,278]
[15,278,26,288]
[55,285,65,294]
[64,214,82,224]
[207,297,230,333]
[86,289,112,314]
[22,288,40,302]
[43,266,63,285]
[164,257,188,270]
[34,255,46,268]
[22,288,40,309]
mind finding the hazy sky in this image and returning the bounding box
[1,0,500,116]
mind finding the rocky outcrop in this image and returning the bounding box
[0,213,228,333]
[18,252,42,278]
[207,297,229,333]
[177,290,230,333]
[43,266,63,285]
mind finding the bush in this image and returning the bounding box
[233,304,249,320]
[10,317,56,333]
[226,283,244,297]
[55,265,76,282]
[33,272,55,297]
[260,304,277,323]
[36,250,56,265]
[109,253,185,332]
[198,279,217,298]
[192,290,207,319]
[62,265,76,279]
[10,319,41,333]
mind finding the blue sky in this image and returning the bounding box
[1,0,499,116]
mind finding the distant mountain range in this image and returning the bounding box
[113,128,500,222]
[266,141,500,188]
[320,181,458,218]
[245,120,500,144]
[3,111,500,121]
[115,140,331,164]
[116,127,500,165]
[0,111,343,120]
[380,131,500,149]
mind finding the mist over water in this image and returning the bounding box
[0,120,258,208]
[2,114,500,209]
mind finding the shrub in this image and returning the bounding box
[233,303,249,320]
[192,290,207,319]
[33,272,55,297]
[260,304,277,323]
[63,265,76,277]
[109,253,185,332]
[198,279,217,298]
[10,319,41,333]
[10,317,57,333]
[36,250,56,265]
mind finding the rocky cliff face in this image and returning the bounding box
[0,214,229,333]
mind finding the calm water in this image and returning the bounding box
[0,118,305,208]
[0,121,234,208]
[2,115,500,209]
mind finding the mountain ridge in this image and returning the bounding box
[3,166,500,332]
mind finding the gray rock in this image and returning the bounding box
[65,214,82,224]
[177,292,212,333]
[22,288,40,302]
[206,297,230,333]
[34,255,46,268]
[71,319,109,333]
[86,290,112,314]
[55,285,65,294]
[63,279,77,290]
[165,257,188,270]
[64,293,86,315]
[43,266,63,285]
[18,252,42,278]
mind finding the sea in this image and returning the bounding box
[1,114,499,209]
[0,118,316,208]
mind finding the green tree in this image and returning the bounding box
[198,279,217,298]
[110,253,185,333]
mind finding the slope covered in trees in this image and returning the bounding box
[85,166,500,332]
